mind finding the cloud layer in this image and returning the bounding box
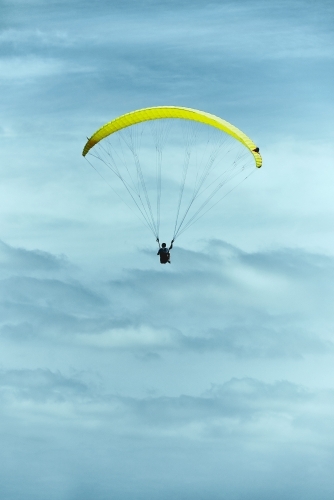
[0,366,334,500]
[1,0,334,498]
[1,239,333,359]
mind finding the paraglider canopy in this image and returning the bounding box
[83,106,262,241]
[83,106,262,168]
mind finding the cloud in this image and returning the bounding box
[0,367,326,441]
[86,240,333,357]
[0,239,69,275]
[0,368,334,500]
[0,368,89,403]
[0,0,333,498]
[1,238,333,359]
[0,56,91,82]
[0,29,73,46]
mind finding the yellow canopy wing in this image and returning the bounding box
[82,106,262,168]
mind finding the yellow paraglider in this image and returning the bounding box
[83,106,262,241]
[82,106,262,168]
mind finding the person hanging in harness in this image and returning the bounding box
[157,239,174,264]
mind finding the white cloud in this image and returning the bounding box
[78,324,179,349]
[0,56,91,81]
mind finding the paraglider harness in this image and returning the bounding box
[157,239,174,264]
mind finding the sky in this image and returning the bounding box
[1,0,334,498]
